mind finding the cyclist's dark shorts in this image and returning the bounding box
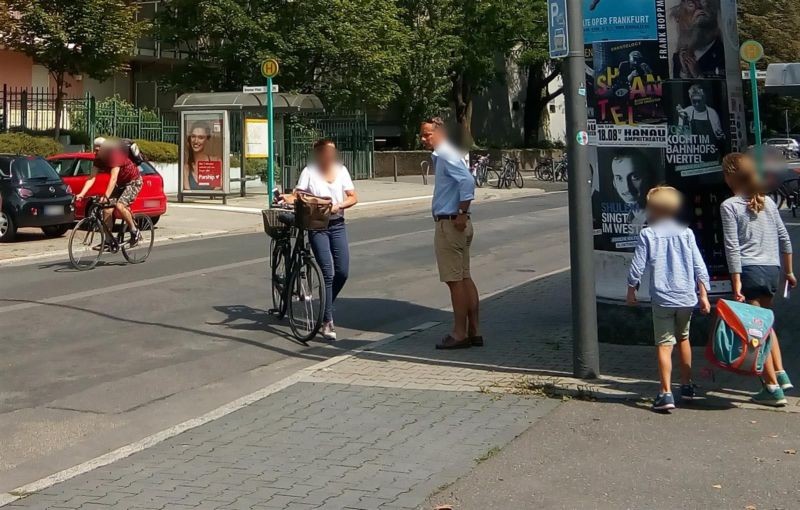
[111,177,143,207]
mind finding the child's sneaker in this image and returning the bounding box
[751,386,787,407]
[777,371,794,391]
[652,392,676,412]
[679,384,698,402]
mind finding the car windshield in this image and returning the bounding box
[10,157,62,181]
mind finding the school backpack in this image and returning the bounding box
[120,138,145,165]
[705,299,775,376]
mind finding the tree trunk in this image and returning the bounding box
[452,74,473,148]
[523,63,565,147]
[523,64,542,147]
[53,72,65,141]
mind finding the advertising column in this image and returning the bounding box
[179,111,230,197]
[585,0,666,301]
[589,0,746,330]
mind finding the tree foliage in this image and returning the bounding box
[0,0,147,138]
[395,0,460,148]
[158,0,409,111]
[738,0,800,135]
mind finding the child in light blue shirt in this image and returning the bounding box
[627,186,711,412]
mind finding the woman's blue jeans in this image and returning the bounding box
[308,221,350,323]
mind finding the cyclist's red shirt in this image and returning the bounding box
[96,150,139,185]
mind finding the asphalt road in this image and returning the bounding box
[0,191,570,492]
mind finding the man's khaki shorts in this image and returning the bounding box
[111,178,143,207]
[434,218,473,283]
[652,305,693,346]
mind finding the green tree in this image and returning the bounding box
[512,0,562,146]
[449,0,547,147]
[155,0,278,92]
[739,0,800,136]
[0,0,147,139]
[395,0,460,148]
[158,0,409,112]
[268,0,410,111]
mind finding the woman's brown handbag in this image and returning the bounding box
[295,192,332,230]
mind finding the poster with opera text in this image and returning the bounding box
[180,111,229,195]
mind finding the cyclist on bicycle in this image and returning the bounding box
[75,138,143,247]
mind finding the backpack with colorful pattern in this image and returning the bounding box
[705,299,775,376]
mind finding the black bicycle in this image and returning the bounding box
[497,154,524,189]
[67,197,154,270]
[264,206,325,343]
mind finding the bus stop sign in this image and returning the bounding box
[261,59,280,79]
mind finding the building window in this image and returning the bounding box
[549,104,557,114]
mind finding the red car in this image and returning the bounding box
[48,152,167,224]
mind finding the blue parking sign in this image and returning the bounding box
[548,0,569,59]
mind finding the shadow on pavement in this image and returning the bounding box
[315,270,799,413]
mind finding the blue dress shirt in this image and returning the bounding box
[431,141,475,216]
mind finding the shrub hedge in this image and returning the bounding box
[0,133,63,157]
[134,139,179,163]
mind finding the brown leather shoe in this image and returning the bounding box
[470,335,484,347]
[435,334,471,350]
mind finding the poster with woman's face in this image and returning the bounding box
[181,112,226,194]
[593,147,665,251]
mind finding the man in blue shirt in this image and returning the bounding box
[420,117,482,350]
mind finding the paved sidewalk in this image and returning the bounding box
[307,270,800,411]
[5,268,799,509]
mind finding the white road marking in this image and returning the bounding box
[0,266,570,506]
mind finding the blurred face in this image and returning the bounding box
[611,157,644,204]
[314,144,337,168]
[419,122,443,150]
[190,128,209,153]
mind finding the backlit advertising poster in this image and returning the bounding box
[664,80,729,177]
[586,40,668,147]
[180,111,229,195]
[582,0,658,43]
[666,0,726,79]
[593,147,665,251]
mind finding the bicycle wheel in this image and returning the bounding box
[514,168,524,188]
[122,215,154,264]
[486,167,501,187]
[288,256,326,343]
[270,237,289,318]
[69,217,105,270]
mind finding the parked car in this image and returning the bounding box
[48,152,167,224]
[764,138,800,158]
[0,155,75,242]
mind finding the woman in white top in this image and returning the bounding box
[289,139,358,340]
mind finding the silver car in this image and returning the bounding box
[765,138,800,158]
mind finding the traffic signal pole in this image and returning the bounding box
[565,0,600,378]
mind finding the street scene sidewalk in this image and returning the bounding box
[4,268,799,509]
[0,178,554,264]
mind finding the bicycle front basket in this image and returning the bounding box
[261,209,292,238]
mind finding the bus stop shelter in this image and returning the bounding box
[172,91,324,202]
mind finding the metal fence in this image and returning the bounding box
[0,85,178,144]
[284,113,374,186]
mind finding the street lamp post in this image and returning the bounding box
[550,0,600,378]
